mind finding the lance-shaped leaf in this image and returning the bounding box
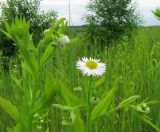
[52,104,83,111]
[39,42,56,67]
[153,8,160,20]
[1,17,38,76]
[95,76,106,88]
[58,80,85,106]
[58,80,85,132]
[116,95,140,109]
[140,115,160,131]
[37,18,67,61]
[52,104,74,111]
[58,21,68,34]
[0,96,20,122]
[90,87,116,122]
[52,18,66,31]
[32,75,58,114]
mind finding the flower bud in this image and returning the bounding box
[145,107,150,114]
[137,103,150,114]
[58,34,70,45]
[73,86,82,92]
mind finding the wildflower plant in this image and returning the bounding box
[75,57,160,131]
[76,57,116,131]
[0,16,72,131]
[0,16,159,132]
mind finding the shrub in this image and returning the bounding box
[85,0,141,47]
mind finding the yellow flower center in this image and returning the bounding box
[85,60,98,69]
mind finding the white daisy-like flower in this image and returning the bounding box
[58,34,70,45]
[76,57,106,76]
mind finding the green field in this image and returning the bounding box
[0,20,160,132]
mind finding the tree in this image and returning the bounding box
[0,0,57,57]
[85,0,141,47]
[153,8,160,20]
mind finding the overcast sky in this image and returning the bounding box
[1,0,160,26]
[40,0,160,26]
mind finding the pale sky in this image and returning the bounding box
[40,0,160,26]
[1,0,160,26]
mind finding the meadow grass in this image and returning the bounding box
[0,25,160,132]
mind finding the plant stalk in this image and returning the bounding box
[86,77,92,132]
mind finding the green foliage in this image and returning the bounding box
[57,80,85,131]
[116,95,140,109]
[0,0,57,57]
[1,16,38,75]
[140,115,160,132]
[90,87,116,122]
[153,8,160,20]
[128,100,160,131]
[85,0,141,47]
[0,18,160,131]
[0,17,69,131]
[31,75,58,114]
[0,96,20,122]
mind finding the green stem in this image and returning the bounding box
[86,77,92,132]
[28,114,33,132]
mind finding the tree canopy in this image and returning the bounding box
[0,0,57,57]
[85,0,141,47]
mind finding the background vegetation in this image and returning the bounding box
[0,0,57,57]
[85,0,141,47]
[0,0,160,132]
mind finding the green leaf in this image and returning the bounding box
[52,18,66,31]
[32,75,58,114]
[15,37,38,76]
[11,75,21,89]
[58,80,85,132]
[140,115,160,132]
[58,21,68,34]
[52,104,73,111]
[0,29,13,41]
[37,18,67,61]
[90,87,116,122]
[39,42,56,67]
[58,80,85,106]
[0,96,20,122]
[146,101,160,105]
[52,104,83,111]
[116,95,140,109]
[153,8,160,19]
[95,76,105,88]
[1,17,38,76]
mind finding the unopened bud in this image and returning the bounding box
[58,34,70,45]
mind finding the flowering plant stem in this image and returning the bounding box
[86,77,92,132]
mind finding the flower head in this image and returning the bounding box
[136,103,150,114]
[76,57,106,76]
[58,34,70,45]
